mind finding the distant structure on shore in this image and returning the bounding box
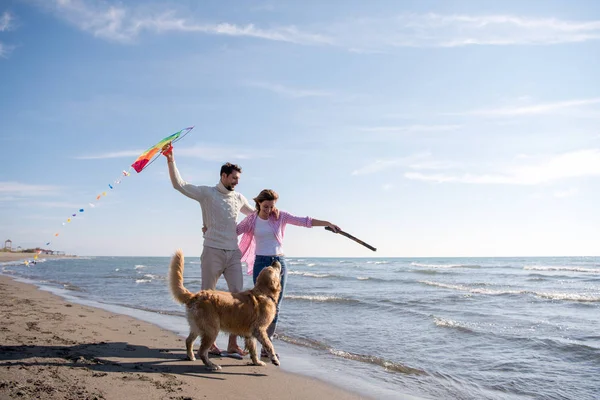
[3,238,66,255]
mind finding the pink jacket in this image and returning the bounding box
[237,211,313,274]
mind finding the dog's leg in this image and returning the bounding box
[185,332,198,361]
[245,336,265,366]
[254,329,279,366]
[199,331,221,371]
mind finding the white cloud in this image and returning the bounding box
[358,124,462,133]
[32,3,600,49]
[352,159,406,176]
[179,144,265,161]
[326,14,600,49]
[0,181,60,197]
[352,152,447,175]
[246,81,333,98]
[405,149,600,185]
[449,98,600,117]
[26,201,86,209]
[75,150,142,160]
[0,42,14,58]
[37,0,331,44]
[76,143,265,162]
[0,11,13,31]
[0,11,16,59]
[553,188,579,198]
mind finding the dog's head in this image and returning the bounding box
[254,260,282,298]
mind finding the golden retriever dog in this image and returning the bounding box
[169,249,281,371]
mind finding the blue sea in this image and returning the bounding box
[2,256,599,400]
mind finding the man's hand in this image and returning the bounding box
[162,143,174,162]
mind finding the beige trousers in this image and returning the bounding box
[200,246,243,293]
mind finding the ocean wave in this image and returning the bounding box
[278,334,330,351]
[420,280,519,295]
[0,261,26,267]
[410,269,444,275]
[307,263,316,267]
[419,280,600,302]
[142,273,164,280]
[288,271,334,278]
[526,277,547,281]
[278,334,426,375]
[63,283,84,292]
[411,262,481,269]
[134,265,146,270]
[43,278,86,292]
[329,349,426,375]
[111,303,186,318]
[534,291,600,302]
[528,337,600,358]
[352,276,389,282]
[288,270,380,282]
[285,294,359,304]
[135,279,151,283]
[524,266,600,274]
[432,316,474,333]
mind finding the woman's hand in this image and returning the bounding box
[270,206,280,219]
[327,223,341,233]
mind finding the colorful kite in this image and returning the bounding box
[34,126,194,259]
[131,126,194,173]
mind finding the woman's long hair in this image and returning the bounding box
[253,189,279,212]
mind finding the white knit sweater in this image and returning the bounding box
[168,161,253,250]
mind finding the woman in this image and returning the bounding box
[237,189,340,355]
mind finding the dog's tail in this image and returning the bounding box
[169,249,194,305]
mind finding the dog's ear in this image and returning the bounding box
[268,275,281,292]
[271,260,281,268]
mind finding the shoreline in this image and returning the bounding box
[0,252,77,262]
[0,274,368,400]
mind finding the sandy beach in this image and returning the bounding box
[0,274,367,400]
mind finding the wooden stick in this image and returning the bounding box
[325,227,377,252]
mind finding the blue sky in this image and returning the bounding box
[1,0,599,257]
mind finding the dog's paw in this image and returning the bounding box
[251,360,267,366]
[271,356,280,366]
[204,364,222,371]
[186,355,196,361]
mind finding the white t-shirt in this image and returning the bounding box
[254,217,283,256]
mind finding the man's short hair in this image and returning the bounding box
[220,162,242,176]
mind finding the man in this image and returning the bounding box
[164,144,253,357]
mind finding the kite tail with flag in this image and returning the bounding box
[31,126,194,263]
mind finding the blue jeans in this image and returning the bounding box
[253,255,287,339]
